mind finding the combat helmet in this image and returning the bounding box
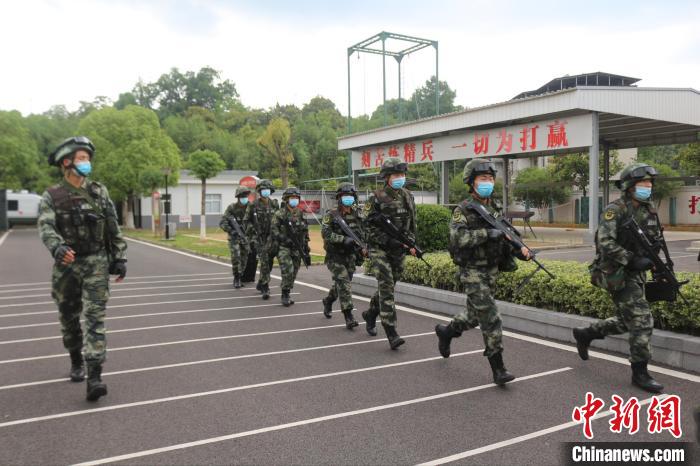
[256,179,276,193]
[282,186,301,200]
[615,163,657,191]
[48,136,95,166]
[235,186,252,198]
[463,158,497,189]
[379,157,408,178]
[335,182,357,199]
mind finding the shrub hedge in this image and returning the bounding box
[399,253,700,336]
[415,204,452,252]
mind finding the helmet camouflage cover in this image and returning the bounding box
[256,179,275,193]
[336,182,357,199]
[379,157,408,178]
[48,136,95,166]
[463,158,497,186]
[615,163,657,190]
[235,186,252,197]
[282,186,301,199]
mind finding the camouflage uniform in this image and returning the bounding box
[321,183,364,328]
[363,157,416,349]
[574,162,664,393]
[244,180,279,299]
[270,187,310,306]
[219,187,251,288]
[38,136,127,401]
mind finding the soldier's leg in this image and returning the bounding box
[376,252,404,349]
[278,247,295,306]
[573,286,629,360]
[322,262,339,318]
[80,254,110,401]
[52,264,85,381]
[230,241,242,288]
[259,243,272,286]
[362,251,384,336]
[337,263,358,329]
[238,242,250,278]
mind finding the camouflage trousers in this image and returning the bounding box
[256,238,276,286]
[367,248,405,328]
[590,274,653,363]
[450,267,503,358]
[324,257,356,312]
[278,246,301,291]
[51,252,110,365]
[228,236,250,276]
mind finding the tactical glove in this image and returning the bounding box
[54,245,73,263]
[627,256,654,271]
[109,259,127,279]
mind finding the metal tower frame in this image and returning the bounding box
[347,31,439,131]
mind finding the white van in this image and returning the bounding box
[6,190,42,227]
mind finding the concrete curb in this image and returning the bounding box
[352,273,700,374]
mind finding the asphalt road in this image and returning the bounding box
[0,228,698,465]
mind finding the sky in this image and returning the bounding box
[1,0,699,117]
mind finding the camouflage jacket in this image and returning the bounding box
[363,185,416,251]
[271,204,310,252]
[219,202,248,240]
[321,206,365,262]
[38,178,127,260]
[244,198,279,243]
[449,195,517,271]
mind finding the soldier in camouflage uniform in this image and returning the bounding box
[363,157,417,350]
[244,179,279,300]
[271,187,310,307]
[321,183,366,329]
[220,186,252,289]
[434,159,531,385]
[38,136,127,401]
[573,163,664,393]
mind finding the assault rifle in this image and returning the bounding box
[329,210,368,251]
[465,201,555,292]
[227,215,248,244]
[367,211,431,269]
[284,219,311,268]
[622,216,688,303]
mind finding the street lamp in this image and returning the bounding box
[161,167,172,240]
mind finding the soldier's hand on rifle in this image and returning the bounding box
[520,246,532,260]
[54,244,75,265]
[361,248,368,257]
[409,247,417,257]
[627,256,654,271]
[109,259,127,282]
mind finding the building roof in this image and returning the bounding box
[178,170,258,185]
[338,86,700,151]
[512,72,640,100]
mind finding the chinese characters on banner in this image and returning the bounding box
[689,195,700,215]
[572,392,682,439]
[350,114,594,171]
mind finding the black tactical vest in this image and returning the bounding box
[47,182,106,255]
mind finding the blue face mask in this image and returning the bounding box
[390,176,406,190]
[74,161,92,177]
[260,189,271,198]
[634,186,652,201]
[288,198,299,208]
[239,197,249,206]
[340,195,355,207]
[475,181,494,198]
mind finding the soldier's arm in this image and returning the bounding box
[598,205,634,265]
[270,211,284,244]
[321,212,345,244]
[101,185,127,261]
[364,196,392,246]
[219,205,233,232]
[37,191,65,256]
[405,191,417,243]
[450,208,488,249]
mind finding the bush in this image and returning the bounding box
[399,253,700,336]
[415,204,451,252]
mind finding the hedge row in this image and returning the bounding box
[398,253,700,336]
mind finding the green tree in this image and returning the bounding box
[652,163,683,202]
[513,167,570,219]
[78,105,181,228]
[678,143,700,176]
[258,118,293,188]
[187,149,225,239]
[0,111,42,191]
[549,151,623,197]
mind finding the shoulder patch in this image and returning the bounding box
[603,210,616,221]
[322,214,331,224]
[452,210,462,222]
[363,202,372,213]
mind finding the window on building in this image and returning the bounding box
[205,194,222,214]
[7,200,18,211]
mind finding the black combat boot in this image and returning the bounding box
[383,324,405,350]
[487,353,516,386]
[435,323,461,358]
[342,309,359,330]
[261,284,270,300]
[631,361,664,393]
[362,310,377,336]
[322,297,334,318]
[256,281,263,293]
[281,289,294,307]
[572,327,604,360]
[233,274,242,289]
[69,350,85,382]
[86,364,107,402]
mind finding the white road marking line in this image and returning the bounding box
[0,308,344,344]
[0,230,10,248]
[0,295,294,331]
[416,395,663,465]
[0,349,482,429]
[0,278,235,295]
[0,271,231,289]
[0,293,292,318]
[71,367,571,466]
[0,331,435,391]
[132,237,700,384]
[0,320,352,364]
